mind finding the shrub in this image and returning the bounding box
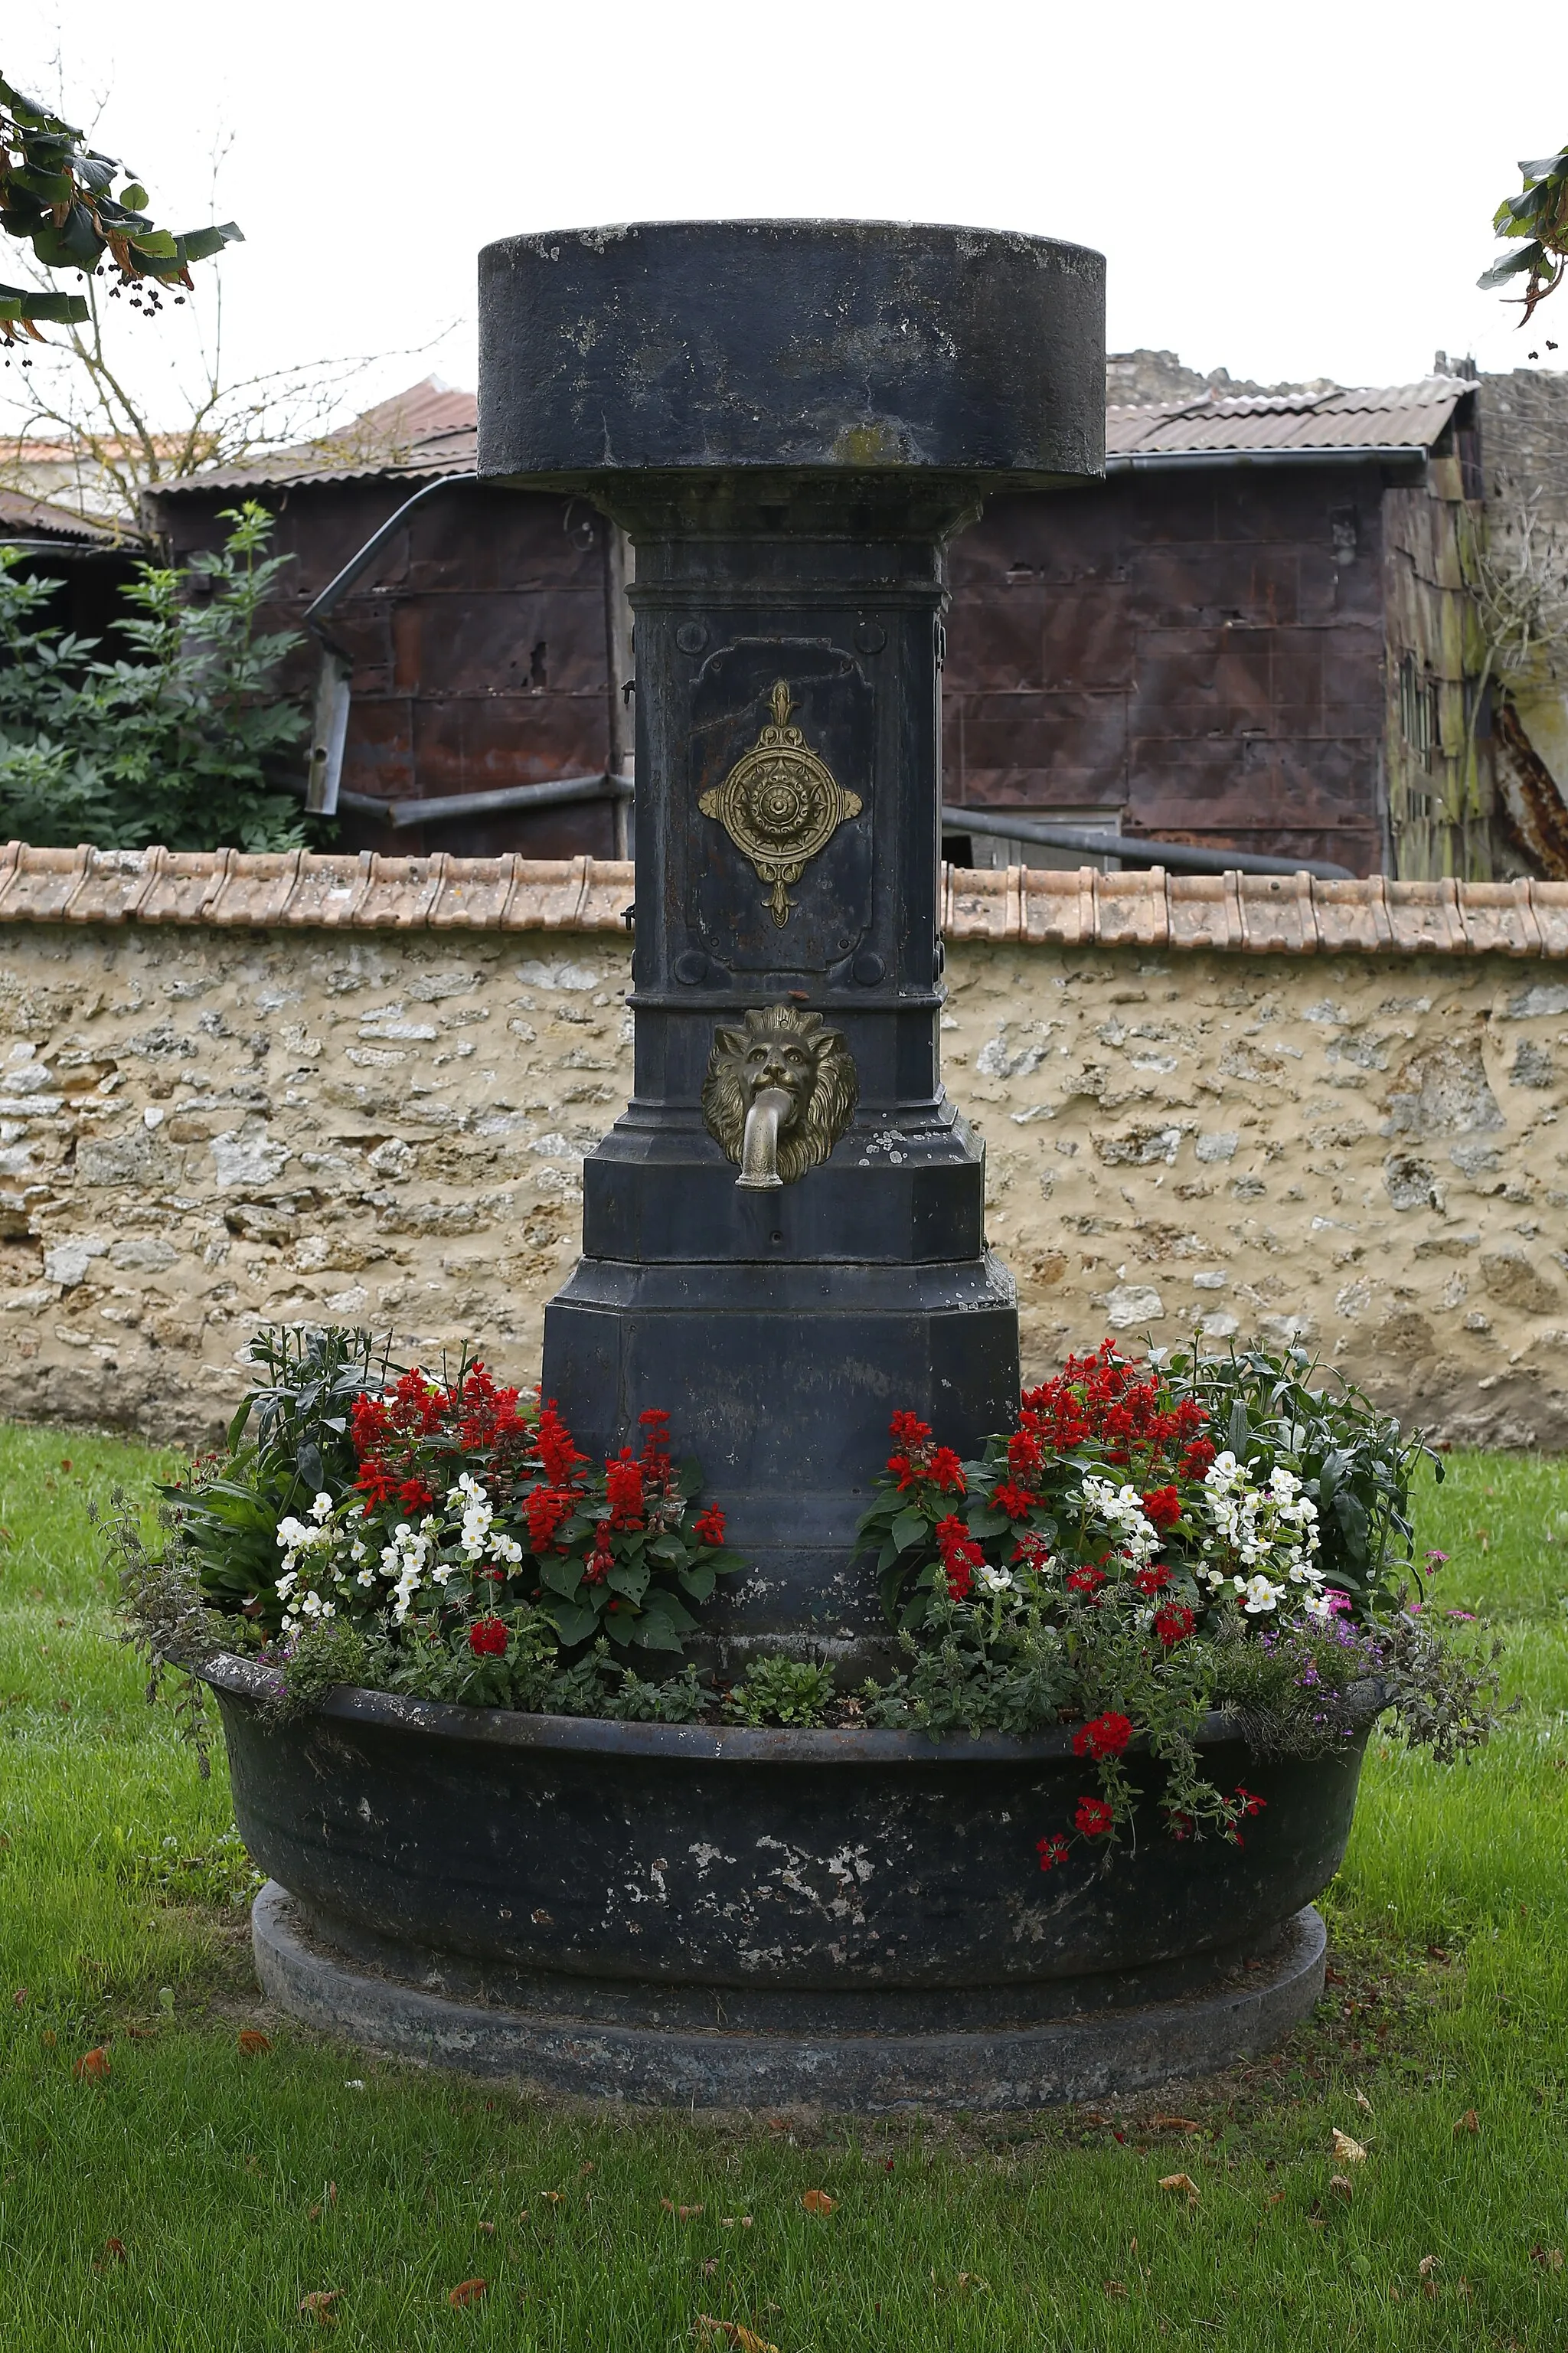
[0,501,306,850]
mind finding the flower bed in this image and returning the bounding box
[113,1329,1503,1866]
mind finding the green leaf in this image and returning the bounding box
[891,1508,930,1554]
[537,1554,585,1600]
[606,1560,650,1604]
[119,181,149,208]
[677,1561,716,1604]
[626,1611,687,1652]
[648,1538,685,1564]
[540,1599,598,1649]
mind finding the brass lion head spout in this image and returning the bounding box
[701,1005,858,1189]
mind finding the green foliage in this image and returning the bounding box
[1178,1342,1439,1615]
[0,502,309,851]
[723,1655,837,1727]
[1481,142,1568,323]
[855,1341,1491,1857]
[0,71,240,341]
[113,1325,745,1724]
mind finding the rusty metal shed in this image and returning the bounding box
[144,371,1504,879]
[942,375,1491,880]
[142,381,626,860]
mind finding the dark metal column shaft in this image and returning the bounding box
[477,221,1106,1668]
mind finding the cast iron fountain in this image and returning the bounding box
[208,221,1368,2106]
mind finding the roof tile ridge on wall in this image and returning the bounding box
[0,842,1566,955]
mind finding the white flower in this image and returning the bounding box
[309,1491,334,1523]
[975,1564,1016,1597]
[1239,1574,1286,1614]
[1302,1590,1333,1624]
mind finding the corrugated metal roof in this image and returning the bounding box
[149,371,1473,498]
[147,377,479,497]
[1106,377,1470,458]
[0,486,132,544]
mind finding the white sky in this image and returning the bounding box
[6,0,1566,440]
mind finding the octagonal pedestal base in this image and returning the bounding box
[253,1882,1325,2112]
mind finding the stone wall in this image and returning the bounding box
[4,844,1568,1449]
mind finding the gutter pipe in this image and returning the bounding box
[1103,445,1429,476]
[942,804,1355,881]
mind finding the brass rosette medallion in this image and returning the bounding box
[699,680,863,926]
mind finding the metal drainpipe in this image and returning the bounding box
[942,803,1355,881]
[301,474,478,815]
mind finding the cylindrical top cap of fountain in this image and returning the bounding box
[477,219,1105,488]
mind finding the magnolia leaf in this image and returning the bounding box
[447,2279,486,2308]
[1158,2173,1200,2200]
[237,2028,271,2056]
[1331,2128,1367,2162]
[801,2188,837,2214]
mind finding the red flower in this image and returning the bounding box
[524,1485,574,1551]
[887,1453,925,1491]
[693,1505,727,1546]
[934,1514,984,1603]
[991,1479,1039,1521]
[398,1477,433,1513]
[1141,1484,1181,1530]
[1012,1533,1054,1575]
[1036,1834,1070,1872]
[889,1410,932,1446]
[535,1400,586,1490]
[1072,1711,1133,1760]
[1154,1603,1196,1649]
[468,1617,508,1658]
[1067,1564,1106,1599]
[1167,1809,1194,1843]
[638,1407,671,1466]
[354,1456,399,1510]
[583,1550,613,1587]
[1179,1437,1217,1479]
[1234,1784,1266,1819]
[605,1450,646,1530]
[1007,1429,1044,1478]
[928,1447,967,1495]
[1133,1563,1171,1596]
[1074,1796,1115,1838]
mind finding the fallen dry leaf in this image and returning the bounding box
[662,2198,704,2219]
[1152,2114,1202,2132]
[477,2222,495,2236]
[1418,2255,1440,2280]
[1265,2191,1285,2207]
[125,2026,154,2041]
[1158,2173,1200,2199]
[1455,2109,1479,2136]
[299,2292,341,2316]
[702,2258,719,2278]
[1329,2175,1354,2200]
[1354,2089,1374,2115]
[1104,2279,1129,2297]
[541,2191,564,2206]
[237,2029,271,2057]
[448,2278,487,2308]
[11,1989,24,2009]
[695,2320,779,2353]
[580,2162,595,2176]
[1530,2247,1564,2272]
[801,2189,837,2215]
[1330,2129,1367,2164]
[74,2047,110,2082]
[93,2237,128,2272]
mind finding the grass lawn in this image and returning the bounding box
[2,1426,1566,2351]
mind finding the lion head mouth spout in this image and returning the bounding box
[701,1005,858,1189]
[737,1086,795,1189]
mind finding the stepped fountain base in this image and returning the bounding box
[253,1882,1325,2109]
